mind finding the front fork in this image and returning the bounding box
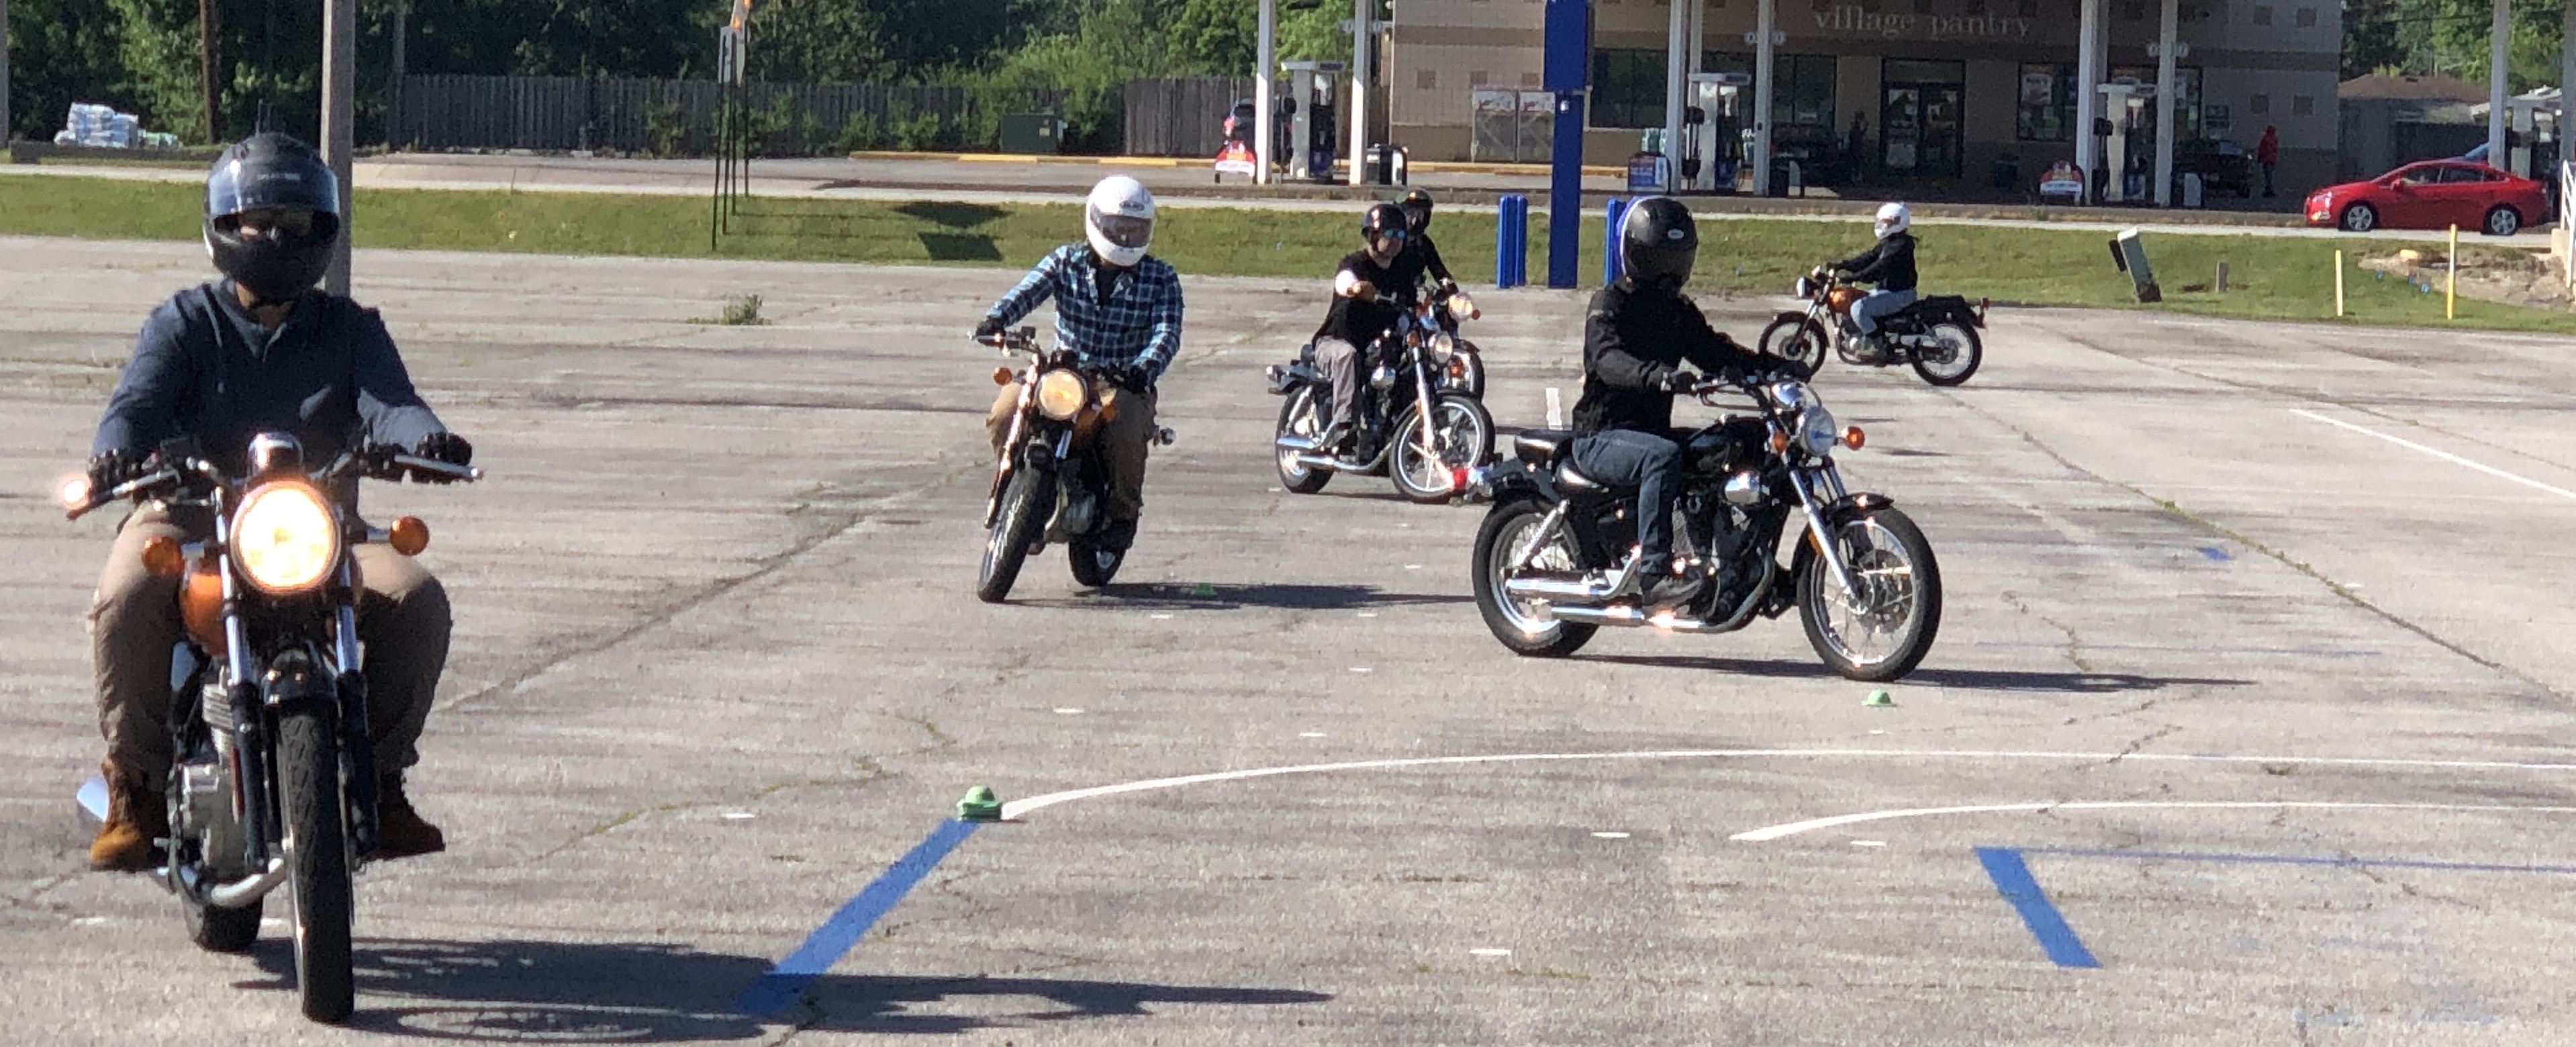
[1788,465,1860,601]
[1412,365,1445,478]
[332,557,377,859]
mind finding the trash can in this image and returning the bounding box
[1365,144,1409,186]
[1991,152,2020,191]
[998,113,1065,154]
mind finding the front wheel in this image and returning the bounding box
[1273,386,1331,495]
[1069,537,1124,587]
[1390,394,1494,504]
[1473,499,1596,656]
[2340,203,2378,233]
[975,465,1055,604]
[1758,315,1829,375]
[1798,507,1942,682]
[2483,205,2522,237]
[1909,322,1983,387]
[279,707,354,1023]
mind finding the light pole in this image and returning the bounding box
[322,0,356,294]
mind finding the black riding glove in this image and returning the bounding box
[413,433,474,483]
[1660,369,1705,392]
[85,449,148,498]
[973,316,1006,339]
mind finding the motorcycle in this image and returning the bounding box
[63,432,481,1023]
[1465,373,1942,682]
[1266,304,1496,504]
[1415,284,1487,398]
[1758,267,1987,387]
[975,326,1175,603]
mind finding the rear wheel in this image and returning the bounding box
[975,465,1054,604]
[280,706,354,1023]
[1473,500,1596,657]
[2340,203,2377,233]
[2483,204,2522,236]
[1798,508,1942,682]
[1273,387,1331,495]
[1391,394,1494,504]
[1759,316,1829,374]
[1909,322,1983,387]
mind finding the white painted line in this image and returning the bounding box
[722,811,757,821]
[1150,613,1174,620]
[1053,707,1084,715]
[1300,732,1328,738]
[1350,667,1373,674]
[1852,839,1887,848]
[2292,409,2576,504]
[1470,948,1511,958]
[1590,831,1631,839]
[73,916,105,926]
[992,747,2576,822]
[1731,801,2576,842]
[1545,387,1564,429]
[1404,564,1422,570]
[1357,612,1378,618]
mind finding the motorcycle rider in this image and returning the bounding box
[973,175,1182,554]
[81,132,472,871]
[1310,203,1413,456]
[1391,189,1454,295]
[1570,197,1766,609]
[1831,201,1917,363]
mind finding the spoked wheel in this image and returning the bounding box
[1758,316,1829,375]
[1797,508,1942,682]
[1069,538,1123,588]
[1909,322,1983,387]
[1472,499,1596,657]
[1390,394,1494,504]
[975,466,1054,604]
[279,706,354,1023]
[1274,387,1331,495]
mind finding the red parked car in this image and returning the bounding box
[2305,161,2550,236]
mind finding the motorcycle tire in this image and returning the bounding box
[1472,498,1597,657]
[1797,506,1942,682]
[1274,387,1331,495]
[185,890,263,954]
[279,705,355,1023]
[1759,316,1829,375]
[1390,394,1495,504]
[975,466,1054,604]
[1909,322,1983,387]
[1069,539,1124,588]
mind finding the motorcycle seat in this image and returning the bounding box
[1513,428,1572,467]
[1556,460,1609,492]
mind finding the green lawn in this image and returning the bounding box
[3,171,2569,334]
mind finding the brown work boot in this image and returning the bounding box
[87,759,166,873]
[373,773,446,860]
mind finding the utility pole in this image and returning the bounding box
[200,0,222,144]
[389,0,408,148]
[322,0,356,293]
[3,0,13,144]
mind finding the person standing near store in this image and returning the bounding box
[1846,111,1869,181]
[2257,126,2279,198]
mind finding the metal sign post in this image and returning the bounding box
[711,1,752,248]
[322,0,356,294]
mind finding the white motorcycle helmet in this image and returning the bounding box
[1085,176,1157,267]
[1873,201,1911,240]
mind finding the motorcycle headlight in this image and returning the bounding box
[1799,406,1842,458]
[1795,275,1813,298]
[232,481,340,594]
[1035,369,1088,421]
[1431,331,1457,361]
[1772,380,1813,410]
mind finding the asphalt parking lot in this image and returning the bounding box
[3,236,2575,1044]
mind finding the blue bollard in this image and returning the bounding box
[1603,197,1631,285]
[1511,195,1529,287]
[1496,194,1529,288]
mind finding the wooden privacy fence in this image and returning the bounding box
[1124,77,1251,158]
[392,75,1064,156]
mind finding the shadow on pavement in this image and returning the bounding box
[1589,654,2252,692]
[1018,582,1471,611]
[240,938,1327,1040]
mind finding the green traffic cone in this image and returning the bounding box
[1190,582,1218,597]
[1864,689,1895,707]
[957,785,1002,821]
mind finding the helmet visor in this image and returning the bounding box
[207,161,340,220]
[1091,211,1154,249]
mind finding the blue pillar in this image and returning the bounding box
[1547,92,1584,289]
[1496,193,1529,288]
[1602,197,1629,285]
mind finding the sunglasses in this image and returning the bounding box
[218,207,318,238]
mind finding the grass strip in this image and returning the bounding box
[3,172,2570,333]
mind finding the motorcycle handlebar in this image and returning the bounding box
[62,443,482,520]
[976,326,1041,353]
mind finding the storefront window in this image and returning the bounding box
[1703,53,1838,132]
[2017,64,2075,141]
[1589,50,1668,130]
[1880,59,1965,177]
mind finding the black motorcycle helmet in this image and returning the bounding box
[204,132,342,304]
[1397,189,1434,234]
[1361,202,1408,245]
[1619,195,1697,289]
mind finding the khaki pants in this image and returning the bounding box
[986,378,1155,520]
[91,503,450,783]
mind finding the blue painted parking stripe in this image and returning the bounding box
[2028,846,2576,876]
[736,818,983,1015]
[1974,846,2101,969]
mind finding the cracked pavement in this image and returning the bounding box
[2,238,2575,1043]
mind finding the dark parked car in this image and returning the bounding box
[2172,138,2252,198]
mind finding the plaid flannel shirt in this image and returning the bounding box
[984,244,1185,383]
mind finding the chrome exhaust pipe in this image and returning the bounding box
[1294,453,1344,472]
[184,857,288,909]
[1547,604,1721,632]
[1275,435,1323,453]
[1504,574,1615,600]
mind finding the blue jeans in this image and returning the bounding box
[1568,429,1683,573]
[1850,287,1916,336]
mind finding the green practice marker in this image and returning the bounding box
[1865,689,1895,707]
[957,785,1002,821]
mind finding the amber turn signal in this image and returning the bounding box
[992,366,1012,386]
[389,516,431,557]
[1768,431,1791,454]
[1842,426,1866,451]
[138,536,184,577]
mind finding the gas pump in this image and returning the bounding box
[1280,60,1346,182]
[2095,79,2152,204]
[1682,72,1749,193]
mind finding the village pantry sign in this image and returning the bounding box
[1811,5,2036,40]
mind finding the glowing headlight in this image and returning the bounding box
[1799,406,1842,457]
[1431,331,1457,361]
[1035,369,1088,420]
[1795,275,1813,298]
[232,482,339,594]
